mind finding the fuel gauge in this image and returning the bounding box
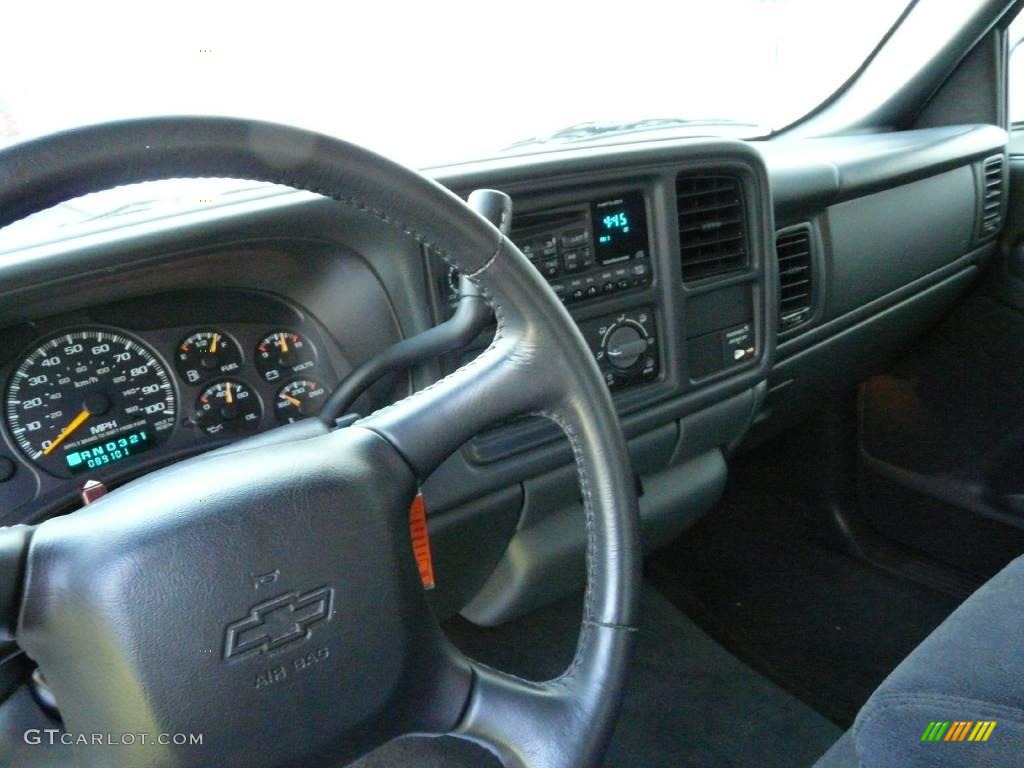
[255,331,316,382]
[175,329,242,384]
[275,379,327,424]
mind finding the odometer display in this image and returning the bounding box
[5,329,177,477]
[65,429,154,474]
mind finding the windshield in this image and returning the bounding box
[3,1,910,168]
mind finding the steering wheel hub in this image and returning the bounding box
[18,426,467,766]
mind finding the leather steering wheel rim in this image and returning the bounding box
[0,117,641,768]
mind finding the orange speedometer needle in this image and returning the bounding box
[225,382,234,404]
[282,394,302,407]
[210,333,220,353]
[43,408,91,456]
[278,333,289,354]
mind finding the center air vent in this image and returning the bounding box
[775,225,813,331]
[676,174,747,282]
[979,155,1004,238]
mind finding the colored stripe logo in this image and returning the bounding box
[921,721,997,742]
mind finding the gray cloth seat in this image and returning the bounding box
[812,730,859,767]
[814,554,1024,767]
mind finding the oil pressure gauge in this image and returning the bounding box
[194,380,262,436]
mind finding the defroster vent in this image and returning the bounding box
[677,174,748,282]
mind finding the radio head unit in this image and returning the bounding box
[511,190,651,306]
[439,189,652,307]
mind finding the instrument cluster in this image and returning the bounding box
[0,311,338,518]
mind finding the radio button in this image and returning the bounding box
[540,235,559,257]
[540,257,561,278]
[562,250,583,272]
[561,229,589,249]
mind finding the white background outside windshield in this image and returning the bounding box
[3,0,908,167]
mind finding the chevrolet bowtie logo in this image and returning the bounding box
[223,586,334,661]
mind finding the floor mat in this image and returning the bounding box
[647,471,961,727]
[357,585,840,767]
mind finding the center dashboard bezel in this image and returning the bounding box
[422,144,776,477]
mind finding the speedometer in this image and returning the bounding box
[5,329,177,477]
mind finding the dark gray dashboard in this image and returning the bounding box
[0,123,1008,623]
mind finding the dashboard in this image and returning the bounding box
[0,123,1008,622]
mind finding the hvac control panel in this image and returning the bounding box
[577,307,659,390]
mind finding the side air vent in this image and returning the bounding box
[677,174,748,282]
[776,225,813,332]
[978,155,1004,238]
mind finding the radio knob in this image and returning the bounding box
[604,324,648,370]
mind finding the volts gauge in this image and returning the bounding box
[255,331,316,382]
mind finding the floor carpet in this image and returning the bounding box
[646,472,961,728]
[357,585,841,767]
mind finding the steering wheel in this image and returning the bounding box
[0,118,641,768]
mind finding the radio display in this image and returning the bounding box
[592,192,649,265]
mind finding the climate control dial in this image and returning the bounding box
[603,322,650,370]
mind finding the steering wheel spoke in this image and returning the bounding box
[357,332,552,479]
[445,622,636,768]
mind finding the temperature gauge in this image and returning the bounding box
[275,379,327,424]
[175,329,242,384]
[194,380,262,436]
[255,331,316,382]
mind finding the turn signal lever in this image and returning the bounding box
[318,189,511,425]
